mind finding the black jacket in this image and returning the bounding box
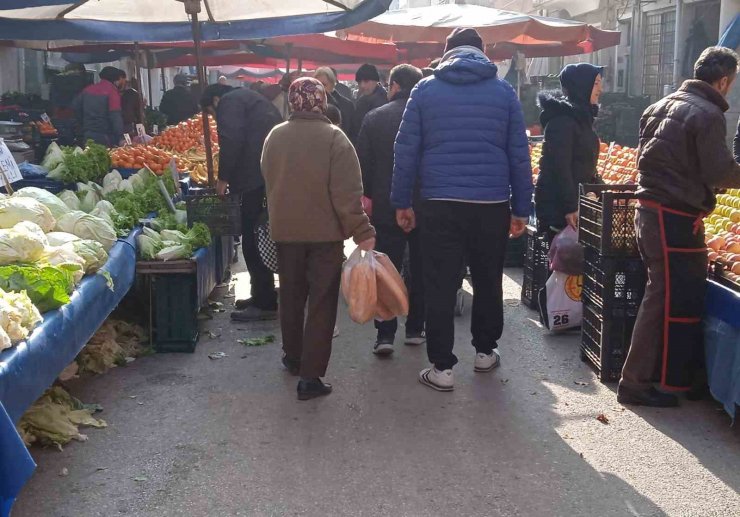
[350,84,387,143]
[356,92,411,226]
[535,91,600,229]
[159,85,199,126]
[216,88,283,194]
[328,90,355,136]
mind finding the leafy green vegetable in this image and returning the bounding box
[238,335,275,347]
[185,223,211,249]
[0,264,76,313]
[54,141,112,184]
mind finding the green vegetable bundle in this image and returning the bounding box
[136,222,211,261]
[0,263,76,313]
[46,140,112,184]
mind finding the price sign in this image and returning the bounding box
[123,133,133,146]
[136,124,146,138]
[152,124,159,135]
[0,138,23,185]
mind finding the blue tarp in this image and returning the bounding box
[0,1,392,43]
[0,229,140,516]
[719,14,740,50]
[704,280,740,420]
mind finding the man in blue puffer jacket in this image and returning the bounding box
[391,27,533,392]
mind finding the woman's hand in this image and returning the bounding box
[565,211,578,229]
[358,237,376,252]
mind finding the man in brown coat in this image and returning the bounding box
[619,47,740,407]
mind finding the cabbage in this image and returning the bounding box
[0,197,55,232]
[14,187,70,220]
[137,234,160,260]
[39,246,86,283]
[156,244,192,261]
[0,223,47,265]
[118,179,134,193]
[129,173,144,191]
[0,287,42,344]
[102,170,122,191]
[79,190,100,213]
[58,190,80,211]
[46,232,80,247]
[160,229,187,243]
[56,211,117,251]
[0,326,10,351]
[41,142,64,170]
[91,200,116,225]
[63,240,108,273]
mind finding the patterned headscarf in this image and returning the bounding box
[288,77,328,115]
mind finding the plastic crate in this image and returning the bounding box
[521,226,550,309]
[504,233,526,267]
[582,247,646,311]
[579,184,639,257]
[580,300,639,382]
[185,188,242,236]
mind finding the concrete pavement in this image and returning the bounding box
[12,259,740,517]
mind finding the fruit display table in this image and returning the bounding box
[0,229,140,517]
[704,280,740,420]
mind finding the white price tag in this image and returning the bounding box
[136,124,146,138]
[40,113,51,123]
[152,124,159,135]
[123,133,133,146]
[0,139,23,185]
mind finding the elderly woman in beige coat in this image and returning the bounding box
[261,77,375,401]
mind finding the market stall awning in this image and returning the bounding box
[342,4,620,59]
[0,0,392,42]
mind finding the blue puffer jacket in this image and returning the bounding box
[391,47,533,218]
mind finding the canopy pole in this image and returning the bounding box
[146,52,154,108]
[183,0,215,187]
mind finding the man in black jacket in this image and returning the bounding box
[160,74,199,126]
[350,63,387,143]
[201,84,283,321]
[356,64,424,355]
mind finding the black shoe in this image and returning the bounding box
[282,356,300,376]
[230,307,278,322]
[404,331,426,346]
[373,337,395,356]
[234,298,255,310]
[617,387,679,408]
[297,379,333,401]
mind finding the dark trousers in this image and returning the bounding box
[374,224,425,339]
[277,242,344,379]
[421,201,511,370]
[241,187,277,310]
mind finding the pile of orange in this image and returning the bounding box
[151,114,219,154]
[109,145,181,175]
[529,141,639,185]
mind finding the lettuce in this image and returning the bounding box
[56,211,117,251]
[185,223,211,249]
[58,190,80,211]
[14,187,70,220]
[63,239,108,273]
[46,232,80,247]
[156,244,192,261]
[137,234,161,260]
[0,222,47,265]
[0,287,41,344]
[0,264,76,313]
[41,142,64,170]
[0,197,56,232]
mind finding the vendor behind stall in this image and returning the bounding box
[619,47,740,407]
[73,66,125,147]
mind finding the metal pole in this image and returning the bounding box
[147,58,154,108]
[672,0,683,90]
[184,0,215,187]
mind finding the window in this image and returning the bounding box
[642,10,676,101]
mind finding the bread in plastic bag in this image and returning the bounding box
[342,248,377,324]
[373,251,409,319]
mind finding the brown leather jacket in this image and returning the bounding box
[637,80,740,214]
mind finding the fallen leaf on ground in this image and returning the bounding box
[500,379,509,384]
[596,413,609,425]
[134,476,148,482]
[238,335,275,347]
[59,468,69,477]
[574,381,589,386]
[96,467,108,471]
[207,331,221,339]
[208,352,228,360]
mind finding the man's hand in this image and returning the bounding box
[565,211,578,229]
[216,179,229,199]
[396,208,416,233]
[358,237,376,252]
[510,218,526,238]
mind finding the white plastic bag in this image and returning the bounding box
[542,271,583,331]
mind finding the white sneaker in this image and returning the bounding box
[474,350,501,373]
[333,325,340,338]
[419,367,454,391]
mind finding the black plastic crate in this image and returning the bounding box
[504,233,526,267]
[151,273,199,353]
[185,188,242,236]
[521,226,550,309]
[582,247,646,310]
[579,184,639,257]
[580,300,639,382]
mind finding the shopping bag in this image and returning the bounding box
[548,226,584,275]
[540,271,583,331]
[254,209,278,273]
[372,251,408,321]
[342,248,378,324]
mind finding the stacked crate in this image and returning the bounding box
[521,225,550,310]
[579,185,646,381]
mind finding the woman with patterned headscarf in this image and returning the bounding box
[261,77,376,401]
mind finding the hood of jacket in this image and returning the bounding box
[434,46,498,85]
[537,90,594,128]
